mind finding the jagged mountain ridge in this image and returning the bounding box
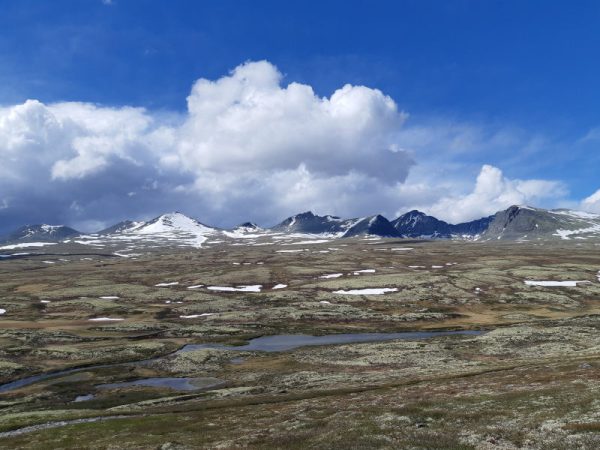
[2,206,600,248]
[271,211,351,235]
[391,210,493,238]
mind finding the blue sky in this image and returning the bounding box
[1,0,600,232]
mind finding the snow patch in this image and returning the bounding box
[0,242,56,250]
[524,280,588,287]
[179,313,214,319]
[88,317,124,322]
[207,285,263,292]
[333,288,398,295]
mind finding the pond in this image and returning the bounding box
[0,330,484,394]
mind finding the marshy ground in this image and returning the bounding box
[0,238,599,449]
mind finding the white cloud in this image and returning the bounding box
[174,60,411,181]
[0,60,574,232]
[419,165,567,223]
[581,189,600,213]
[0,61,414,230]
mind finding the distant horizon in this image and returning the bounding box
[3,203,597,235]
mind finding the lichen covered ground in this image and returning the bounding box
[0,239,599,448]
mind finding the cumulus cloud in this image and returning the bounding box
[421,165,568,223]
[581,189,600,213]
[0,61,414,231]
[0,60,573,233]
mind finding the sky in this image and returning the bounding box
[1,0,600,233]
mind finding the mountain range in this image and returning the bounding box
[2,206,600,251]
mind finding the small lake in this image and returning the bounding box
[179,330,483,353]
[0,330,484,394]
[98,377,224,391]
[73,394,95,402]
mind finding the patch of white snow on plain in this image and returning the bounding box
[431,265,444,269]
[73,239,105,246]
[320,273,344,279]
[272,284,288,290]
[284,239,331,245]
[42,261,55,264]
[99,296,120,300]
[187,284,204,290]
[319,301,332,304]
[408,266,426,269]
[353,269,376,275]
[276,249,306,253]
[333,288,398,295]
[41,300,51,303]
[391,247,413,251]
[0,252,31,258]
[524,280,588,287]
[155,282,179,287]
[207,285,263,292]
[88,317,124,322]
[0,242,56,250]
[179,313,214,319]
[0,309,6,315]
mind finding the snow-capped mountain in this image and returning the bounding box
[223,222,266,239]
[481,206,600,241]
[116,212,219,247]
[271,211,351,235]
[3,206,600,253]
[391,211,453,238]
[72,212,220,253]
[98,220,144,235]
[1,224,80,243]
[342,215,398,238]
[270,211,399,237]
[391,210,492,238]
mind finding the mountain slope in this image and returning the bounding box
[271,212,400,238]
[98,220,144,235]
[271,211,349,235]
[391,210,492,238]
[342,215,399,238]
[481,206,600,241]
[391,211,453,237]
